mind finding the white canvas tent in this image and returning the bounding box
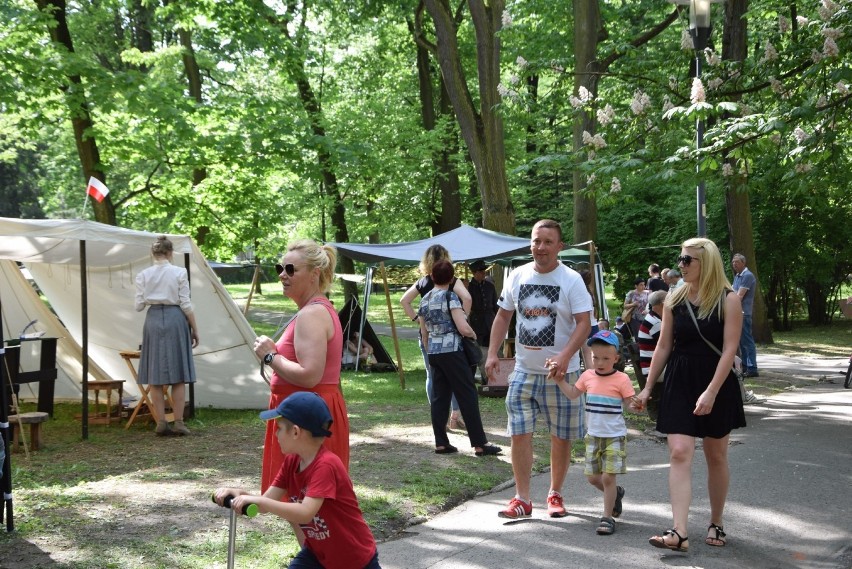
[0,218,267,434]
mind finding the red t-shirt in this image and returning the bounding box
[272,447,376,569]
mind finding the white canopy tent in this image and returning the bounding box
[0,218,267,438]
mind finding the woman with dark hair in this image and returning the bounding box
[401,245,471,430]
[417,260,501,457]
[135,236,199,436]
[624,277,649,339]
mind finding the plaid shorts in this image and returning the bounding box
[505,370,584,440]
[584,435,628,475]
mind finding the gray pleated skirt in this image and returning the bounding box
[138,304,197,386]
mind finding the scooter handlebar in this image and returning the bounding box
[211,493,259,518]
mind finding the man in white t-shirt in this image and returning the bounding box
[486,219,592,519]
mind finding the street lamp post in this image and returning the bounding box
[670,0,721,237]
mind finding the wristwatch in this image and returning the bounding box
[263,352,276,365]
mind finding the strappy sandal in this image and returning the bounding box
[706,523,727,547]
[596,516,615,535]
[474,444,502,457]
[649,528,689,552]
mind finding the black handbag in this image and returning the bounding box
[445,292,482,366]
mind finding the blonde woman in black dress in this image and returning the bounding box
[635,238,745,552]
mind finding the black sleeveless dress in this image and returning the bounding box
[656,294,746,438]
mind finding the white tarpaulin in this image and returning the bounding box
[0,217,267,410]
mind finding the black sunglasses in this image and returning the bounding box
[676,255,700,266]
[275,263,296,277]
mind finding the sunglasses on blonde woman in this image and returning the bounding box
[676,255,700,266]
[275,263,296,277]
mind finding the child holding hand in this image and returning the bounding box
[546,330,639,535]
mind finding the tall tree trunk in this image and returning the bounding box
[35,0,115,225]
[572,0,602,244]
[410,17,461,235]
[178,27,210,244]
[422,0,514,234]
[722,0,773,343]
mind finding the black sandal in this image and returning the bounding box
[649,528,689,552]
[474,444,502,457]
[434,445,458,454]
[596,516,615,535]
[706,523,726,547]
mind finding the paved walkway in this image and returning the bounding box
[377,366,852,569]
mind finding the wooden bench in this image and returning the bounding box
[9,411,50,451]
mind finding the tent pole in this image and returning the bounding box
[80,240,89,440]
[589,242,598,319]
[244,264,261,316]
[184,253,195,419]
[0,285,14,531]
[378,262,405,389]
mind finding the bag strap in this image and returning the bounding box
[684,301,738,377]
[445,290,461,335]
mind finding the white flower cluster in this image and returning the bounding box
[762,41,779,62]
[795,162,813,173]
[596,104,615,127]
[823,37,839,57]
[502,10,513,27]
[818,0,839,21]
[587,173,596,186]
[681,29,694,50]
[797,16,809,26]
[704,48,721,66]
[610,178,621,193]
[497,83,518,100]
[708,77,724,90]
[509,74,520,85]
[779,16,790,33]
[793,126,810,144]
[837,81,849,95]
[662,96,674,113]
[821,27,843,40]
[630,89,651,115]
[690,78,706,104]
[582,130,607,150]
[669,76,678,90]
[812,48,824,63]
[516,56,528,69]
[722,163,734,177]
[570,86,594,109]
[816,95,828,108]
[769,76,785,96]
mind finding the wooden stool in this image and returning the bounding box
[83,380,125,425]
[9,412,50,451]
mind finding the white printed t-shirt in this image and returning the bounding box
[497,261,593,375]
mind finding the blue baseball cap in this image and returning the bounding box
[259,392,333,437]
[587,329,620,350]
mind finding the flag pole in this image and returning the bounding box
[79,194,90,219]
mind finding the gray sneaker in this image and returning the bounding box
[743,390,762,405]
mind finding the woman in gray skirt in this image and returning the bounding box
[135,236,199,436]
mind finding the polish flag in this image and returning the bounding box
[86,177,110,203]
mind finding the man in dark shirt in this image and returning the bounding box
[646,263,669,292]
[467,260,498,376]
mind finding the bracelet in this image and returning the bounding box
[412,315,418,321]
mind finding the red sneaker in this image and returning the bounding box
[498,497,532,519]
[547,492,567,518]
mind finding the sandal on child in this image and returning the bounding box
[649,528,689,552]
[706,523,726,547]
[596,517,615,535]
[474,444,502,457]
